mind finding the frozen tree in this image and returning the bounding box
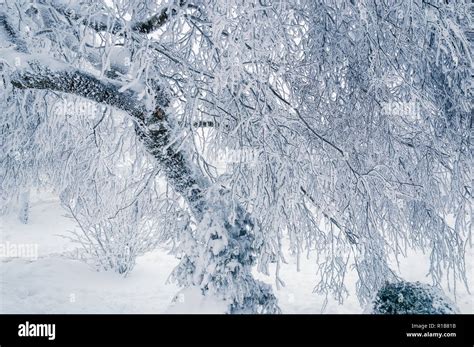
[0,0,471,313]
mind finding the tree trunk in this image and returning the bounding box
[137,104,280,313]
[18,189,30,224]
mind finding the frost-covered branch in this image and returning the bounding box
[40,0,193,35]
[10,61,146,119]
[7,57,208,217]
[132,0,193,34]
[0,12,28,52]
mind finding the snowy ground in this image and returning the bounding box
[0,191,472,314]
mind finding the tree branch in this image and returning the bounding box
[0,12,28,53]
[41,0,192,35]
[300,186,358,245]
[132,1,191,34]
[10,62,146,119]
[9,58,208,218]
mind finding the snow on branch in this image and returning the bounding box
[8,56,148,121]
[39,0,193,35]
[0,12,28,53]
[132,1,193,34]
[5,56,208,219]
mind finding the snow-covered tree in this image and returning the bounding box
[0,0,471,313]
[371,281,459,314]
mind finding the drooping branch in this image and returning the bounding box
[9,58,208,218]
[300,186,358,245]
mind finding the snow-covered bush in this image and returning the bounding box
[371,281,459,314]
[65,202,154,275]
[60,156,180,276]
[171,187,280,313]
